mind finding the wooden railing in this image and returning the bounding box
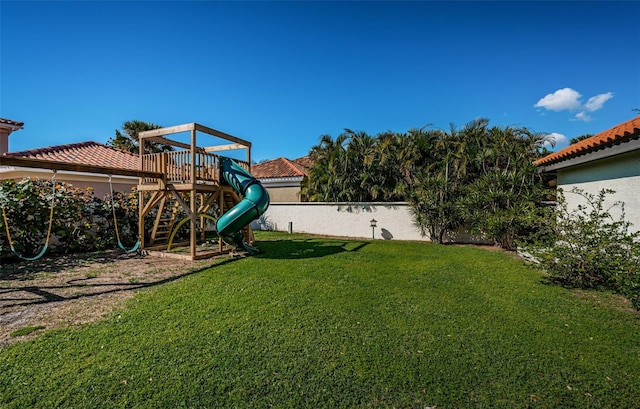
[141,151,251,186]
[235,159,250,172]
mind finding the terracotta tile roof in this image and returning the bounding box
[3,141,139,170]
[0,118,24,128]
[292,155,312,169]
[535,116,640,166]
[252,156,310,179]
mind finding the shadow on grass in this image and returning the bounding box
[0,256,239,309]
[255,238,368,260]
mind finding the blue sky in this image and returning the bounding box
[2,1,639,163]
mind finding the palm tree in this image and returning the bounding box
[405,125,469,243]
[569,133,594,145]
[342,130,376,201]
[108,120,171,154]
[462,124,552,249]
[368,131,407,201]
[304,133,351,201]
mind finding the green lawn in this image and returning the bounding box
[1,232,639,408]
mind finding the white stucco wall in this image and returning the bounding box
[557,150,640,233]
[252,202,428,241]
[252,202,492,243]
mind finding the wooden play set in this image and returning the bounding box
[0,123,270,261]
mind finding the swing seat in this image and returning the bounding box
[2,172,57,262]
[117,240,140,254]
[10,244,49,262]
[109,175,141,254]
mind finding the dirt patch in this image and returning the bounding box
[0,251,216,347]
[572,289,638,315]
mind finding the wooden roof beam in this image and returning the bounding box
[203,143,247,153]
[139,123,251,148]
[194,123,251,148]
[138,123,196,139]
[144,136,204,152]
[0,156,163,179]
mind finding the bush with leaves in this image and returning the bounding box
[464,169,552,250]
[303,120,553,248]
[1,178,57,258]
[0,178,139,261]
[407,172,466,244]
[102,188,142,249]
[526,188,640,310]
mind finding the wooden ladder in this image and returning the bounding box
[150,195,181,246]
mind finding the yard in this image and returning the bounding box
[1,232,639,408]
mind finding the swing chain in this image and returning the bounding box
[108,174,140,253]
[1,171,57,261]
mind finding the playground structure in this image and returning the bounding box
[0,123,270,261]
[137,123,269,259]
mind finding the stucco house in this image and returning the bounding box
[251,156,311,202]
[0,118,24,154]
[0,117,138,197]
[535,115,640,233]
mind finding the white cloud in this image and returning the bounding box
[534,88,582,111]
[545,132,568,148]
[534,88,614,122]
[574,112,592,122]
[584,92,614,112]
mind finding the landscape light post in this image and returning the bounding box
[370,219,377,239]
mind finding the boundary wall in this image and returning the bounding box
[251,202,426,241]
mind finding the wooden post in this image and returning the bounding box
[139,135,145,250]
[160,152,167,190]
[139,190,145,250]
[190,128,197,259]
[219,189,225,253]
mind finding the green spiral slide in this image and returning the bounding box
[216,157,270,255]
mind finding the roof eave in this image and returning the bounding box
[539,138,640,171]
[258,176,304,187]
[0,123,24,132]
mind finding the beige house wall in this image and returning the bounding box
[265,186,302,202]
[557,150,640,233]
[0,130,9,156]
[0,168,138,198]
[259,176,306,203]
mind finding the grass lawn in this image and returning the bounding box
[1,232,639,408]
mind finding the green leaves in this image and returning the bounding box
[0,179,139,259]
[303,130,408,203]
[527,188,640,310]
[303,120,551,249]
[107,120,169,154]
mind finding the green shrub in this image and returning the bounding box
[527,188,640,309]
[100,188,142,247]
[1,178,53,257]
[465,170,552,250]
[0,178,139,260]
